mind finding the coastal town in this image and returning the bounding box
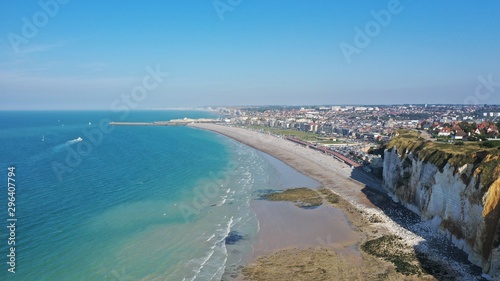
[5,0,500,279]
[189,104,500,280]
[210,104,500,177]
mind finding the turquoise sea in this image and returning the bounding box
[0,110,317,280]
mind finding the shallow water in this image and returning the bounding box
[0,110,359,280]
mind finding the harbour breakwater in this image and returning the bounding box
[109,118,220,126]
[382,130,500,279]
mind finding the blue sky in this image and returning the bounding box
[1,0,500,109]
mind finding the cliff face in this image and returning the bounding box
[382,131,500,278]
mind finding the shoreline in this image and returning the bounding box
[189,123,483,280]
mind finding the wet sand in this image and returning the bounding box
[251,201,360,258]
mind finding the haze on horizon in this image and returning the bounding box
[1,0,499,110]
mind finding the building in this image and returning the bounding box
[438,127,451,136]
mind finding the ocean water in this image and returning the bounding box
[0,110,303,281]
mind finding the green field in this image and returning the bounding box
[247,125,345,144]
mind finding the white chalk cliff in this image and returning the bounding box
[383,134,500,279]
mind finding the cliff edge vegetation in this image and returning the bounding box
[386,130,500,189]
[385,130,500,273]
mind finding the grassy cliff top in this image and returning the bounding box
[386,130,500,188]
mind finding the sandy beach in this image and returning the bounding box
[189,123,483,280]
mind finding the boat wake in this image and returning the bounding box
[66,137,83,144]
[30,137,84,163]
[54,137,83,150]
